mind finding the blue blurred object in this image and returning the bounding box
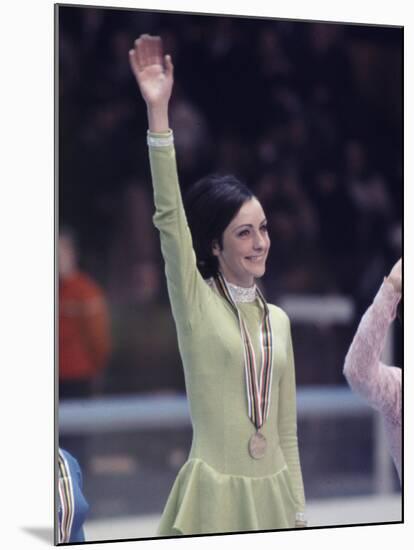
[58,448,90,543]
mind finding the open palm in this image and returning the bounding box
[129,35,174,107]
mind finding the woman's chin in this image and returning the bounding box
[248,265,266,280]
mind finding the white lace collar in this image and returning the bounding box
[207,276,257,303]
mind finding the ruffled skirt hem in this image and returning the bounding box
[157,458,298,536]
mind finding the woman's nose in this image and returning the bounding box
[253,232,266,250]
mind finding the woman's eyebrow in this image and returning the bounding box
[234,223,253,231]
[232,219,267,232]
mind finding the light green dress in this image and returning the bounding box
[148,132,306,535]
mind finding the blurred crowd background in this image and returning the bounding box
[57,5,402,537]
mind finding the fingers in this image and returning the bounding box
[149,36,163,66]
[130,34,165,71]
[165,54,174,79]
[140,34,152,67]
[128,48,139,78]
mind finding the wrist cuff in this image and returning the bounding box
[147,130,174,147]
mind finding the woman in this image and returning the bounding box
[343,258,402,481]
[129,34,306,535]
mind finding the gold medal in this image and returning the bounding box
[248,431,267,459]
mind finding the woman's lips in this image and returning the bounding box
[246,255,265,263]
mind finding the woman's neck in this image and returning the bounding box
[219,272,255,289]
[217,272,257,303]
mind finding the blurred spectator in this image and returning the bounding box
[59,227,112,399]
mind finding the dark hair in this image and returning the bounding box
[184,174,254,278]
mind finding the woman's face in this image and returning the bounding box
[212,198,270,287]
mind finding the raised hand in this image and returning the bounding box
[129,34,174,110]
[387,258,402,293]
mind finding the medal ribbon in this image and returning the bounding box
[214,272,274,430]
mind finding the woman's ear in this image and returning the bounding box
[211,239,221,257]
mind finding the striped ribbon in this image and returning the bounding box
[214,272,274,429]
[58,450,75,544]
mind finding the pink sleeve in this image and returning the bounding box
[343,280,402,424]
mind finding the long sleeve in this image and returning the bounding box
[147,131,209,330]
[343,280,401,424]
[278,315,306,515]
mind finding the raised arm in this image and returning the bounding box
[128,35,209,329]
[343,258,402,422]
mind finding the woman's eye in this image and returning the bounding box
[238,229,250,237]
[260,225,268,232]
